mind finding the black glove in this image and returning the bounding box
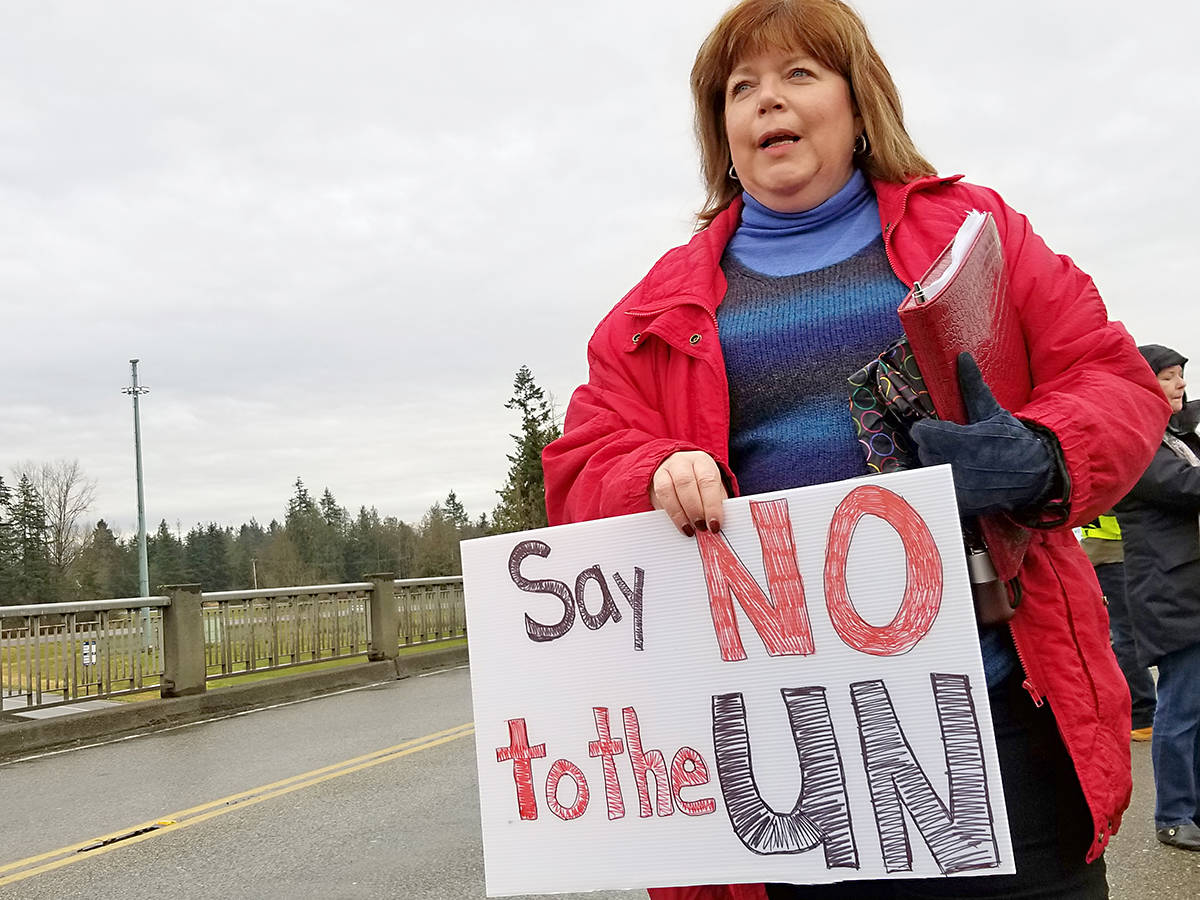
[910,353,1054,518]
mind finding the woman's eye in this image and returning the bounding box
[731,81,751,95]
[789,68,811,79]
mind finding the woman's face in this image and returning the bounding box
[724,46,861,213]
[1157,364,1187,413]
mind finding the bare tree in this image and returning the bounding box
[13,459,98,575]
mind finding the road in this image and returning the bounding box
[0,664,1195,898]
[0,664,641,899]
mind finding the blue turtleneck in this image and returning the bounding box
[727,168,882,276]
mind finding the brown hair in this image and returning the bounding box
[691,0,935,226]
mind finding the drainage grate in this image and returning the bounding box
[77,821,175,853]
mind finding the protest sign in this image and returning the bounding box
[462,466,1013,896]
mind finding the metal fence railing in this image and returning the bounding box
[201,583,374,679]
[0,576,466,712]
[0,597,169,712]
[396,576,468,645]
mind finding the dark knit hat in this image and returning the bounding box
[1139,344,1199,434]
[1138,344,1187,374]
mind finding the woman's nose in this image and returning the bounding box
[758,78,785,112]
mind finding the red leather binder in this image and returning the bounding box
[898,212,1032,582]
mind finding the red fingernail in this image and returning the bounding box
[682,523,695,538]
[709,519,721,534]
[694,519,708,532]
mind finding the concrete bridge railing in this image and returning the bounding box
[0,574,465,712]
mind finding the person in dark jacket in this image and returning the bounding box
[1115,344,1200,851]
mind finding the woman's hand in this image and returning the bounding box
[910,353,1056,517]
[650,451,728,536]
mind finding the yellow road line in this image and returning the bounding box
[0,723,474,887]
[0,721,473,876]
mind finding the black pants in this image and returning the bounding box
[766,672,1107,899]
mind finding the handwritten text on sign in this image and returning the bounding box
[461,467,1012,896]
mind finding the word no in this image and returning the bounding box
[508,486,943,659]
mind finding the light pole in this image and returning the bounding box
[121,360,150,596]
[122,360,152,648]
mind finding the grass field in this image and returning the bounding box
[113,637,468,702]
[1,636,467,706]
[1,640,161,700]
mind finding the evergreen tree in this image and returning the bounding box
[11,475,52,602]
[319,488,347,532]
[285,478,317,529]
[229,519,268,589]
[207,523,235,588]
[385,515,419,579]
[492,365,561,533]
[346,505,405,579]
[284,477,321,564]
[184,523,233,589]
[444,490,470,531]
[147,519,187,588]
[74,520,137,600]
[317,487,349,578]
[345,505,376,578]
[410,493,489,577]
[0,476,17,600]
[414,502,460,577]
[284,478,343,580]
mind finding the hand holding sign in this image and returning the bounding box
[650,450,728,536]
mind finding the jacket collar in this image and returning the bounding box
[629,172,963,316]
[1170,398,1200,436]
[625,197,744,317]
[872,173,962,229]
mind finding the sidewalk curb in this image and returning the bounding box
[0,645,469,763]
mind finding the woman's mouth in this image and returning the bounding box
[759,131,800,149]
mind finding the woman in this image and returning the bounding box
[542,1,1169,896]
[1115,345,1200,852]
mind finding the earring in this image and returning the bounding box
[854,132,869,155]
[728,164,739,182]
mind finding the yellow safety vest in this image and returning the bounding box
[1081,514,1121,541]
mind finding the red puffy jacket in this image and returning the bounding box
[543,175,1169,900]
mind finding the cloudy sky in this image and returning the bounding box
[2,0,1196,536]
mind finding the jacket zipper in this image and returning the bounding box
[1008,619,1044,706]
[882,177,1045,706]
[879,175,963,288]
[881,186,914,287]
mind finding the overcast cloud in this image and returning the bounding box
[2,0,1196,536]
